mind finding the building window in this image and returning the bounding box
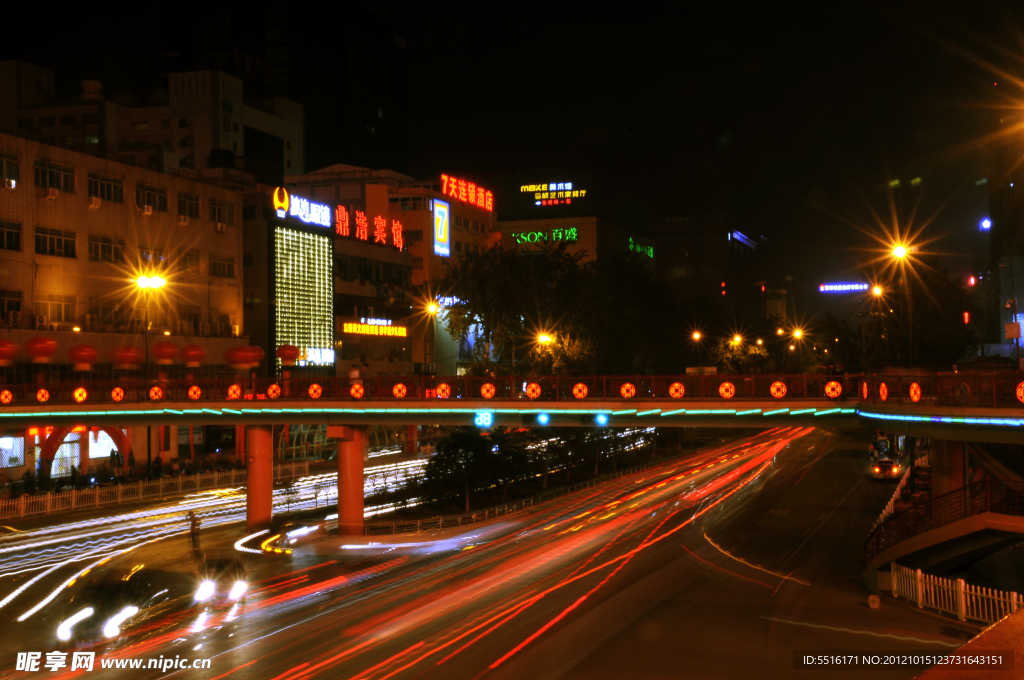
[135,183,168,212]
[243,249,253,267]
[81,113,99,124]
[83,135,99,144]
[35,227,76,258]
[0,436,25,469]
[243,293,254,311]
[222,100,233,113]
[87,297,124,325]
[88,234,125,263]
[178,118,190,128]
[179,305,200,326]
[138,244,167,266]
[209,199,235,225]
[0,290,21,314]
[180,249,200,274]
[0,222,20,251]
[87,172,124,202]
[1,152,19,183]
[59,115,76,126]
[38,116,55,127]
[33,160,75,192]
[209,256,235,278]
[179,137,191,148]
[38,294,75,322]
[62,136,75,146]
[161,119,170,130]
[223,119,232,132]
[131,120,148,131]
[178,192,200,218]
[16,118,33,129]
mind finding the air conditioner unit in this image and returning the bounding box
[177,319,190,336]
[6,310,19,328]
[36,315,48,330]
[143,205,153,216]
[178,215,189,226]
[84,314,96,331]
[231,324,240,337]
[198,321,210,336]
[89,196,101,209]
[215,222,226,233]
[46,322,59,332]
[215,322,226,337]
[3,179,14,190]
[46,187,58,200]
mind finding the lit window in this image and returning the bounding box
[1,152,19,182]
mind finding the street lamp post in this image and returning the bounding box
[137,275,165,479]
[424,302,438,376]
[892,245,913,366]
[691,331,703,371]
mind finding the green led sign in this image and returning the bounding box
[510,228,578,245]
[629,237,653,258]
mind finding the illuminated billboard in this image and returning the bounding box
[819,283,869,293]
[272,187,332,228]
[441,174,492,211]
[433,199,451,257]
[520,182,587,207]
[274,227,334,366]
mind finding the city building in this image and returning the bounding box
[0,132,246,482]
[491,171,653,266]
[0,60,303,186]
[650,212,765,318]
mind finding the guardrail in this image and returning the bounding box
[0,461,309,520]
[892,562,1021,624]
[2,372,1021,409]
[866,478,1024,561]
[360,443,718,535]
[872,453,930,531]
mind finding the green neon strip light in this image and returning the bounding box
[686,409,736,414]
[840,408,857,413]
[790,409,816,415]
[612,409,637,415]
[736,409,761,415]
[165,409,184,415]
[814,408,840,416]
[223,409,241,414]
[183,410,203,414]
[763,409,789,416]
[661,409,687,416]
[636,409,661,416]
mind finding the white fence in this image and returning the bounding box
[0,461,309,521]
[873,452,930,531]
[892,562,1021,624]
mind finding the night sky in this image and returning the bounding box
[5,1,1014,313]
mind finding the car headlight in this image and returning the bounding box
[102,606,139,638]
[874,467,880,473]
[57,607,94,641]
[195,580,216,602]
[229,580,247,600]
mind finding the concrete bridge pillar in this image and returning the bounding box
[245,424,273,531]
[328,425,365,535]
[930,440,966,497]
[406,425,418,456]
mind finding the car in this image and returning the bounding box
[194,551,250,608]
[873,458,901,479]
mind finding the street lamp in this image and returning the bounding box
[538,334,553,345]
[892,245,907,259]
[890,244,914,366]
[872,286,883,297]
[792,328,803,339]
[691,331,704,370]
[424,301,439,375]
[136,274,166,480]
[732,334,742,344]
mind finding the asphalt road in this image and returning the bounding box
[1,426,977,679]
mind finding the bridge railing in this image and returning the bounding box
[892,562,1021,624]
[865,478,1024,561]
[0,461,309,520]
[857,372,1024,409]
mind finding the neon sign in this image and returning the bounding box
[441,174,493,212]
[361,317,394,326]
[629,237,653,258]
[434,199,451,257]
[334,206,402,249]
[343,322,408,337]
[819,283,870,293]
[273,187,331,228]
[510,228,578,244]
[520,182,587,206]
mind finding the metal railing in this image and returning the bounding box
[0,461,308,520]
[866,478,1024,561]
[360,444,718,535]
[892,562,1021,624]
[858,372,1024,409]
[872,453,930,531]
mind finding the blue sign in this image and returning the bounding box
[474,412,493,428]
[434,199,451,257]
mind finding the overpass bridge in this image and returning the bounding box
[4,371,1024,532]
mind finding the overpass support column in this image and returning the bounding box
[406,425,418,456]
[930,440,966,497]
[245,425,273,532]
[328,425,365,535]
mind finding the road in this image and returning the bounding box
[1,426,976,679]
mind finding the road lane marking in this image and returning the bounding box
[779,478,863,570]
[703,532,810,585]
[760,615,960,646]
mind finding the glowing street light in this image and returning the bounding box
[732,334,742,344]
[776,328,784,335]
[892,245,907,259]
[756,339,763,345]
[872,286,883,296]
[538,334,553,344]
[792,329,803,339]
[692,331,702,341]
[426,302,439,315]
[136,273,167,482]
[136,275,166,289]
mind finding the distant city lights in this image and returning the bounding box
[819,283,870,293]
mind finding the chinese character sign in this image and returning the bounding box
[441,174,493,212]
[392,220,404,250]
[355,211,369,241]
[373,215,387,244]
[336,205,350,237]
[519,182,586,207]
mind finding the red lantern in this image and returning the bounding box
[180,345,206,368]
[67,344,98,371]
[114,345,144,368]
[0,339,17,367]
[277,344,300,367]
[152,341,178,366]
[25,336,57,364]
[225,346,265,369]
